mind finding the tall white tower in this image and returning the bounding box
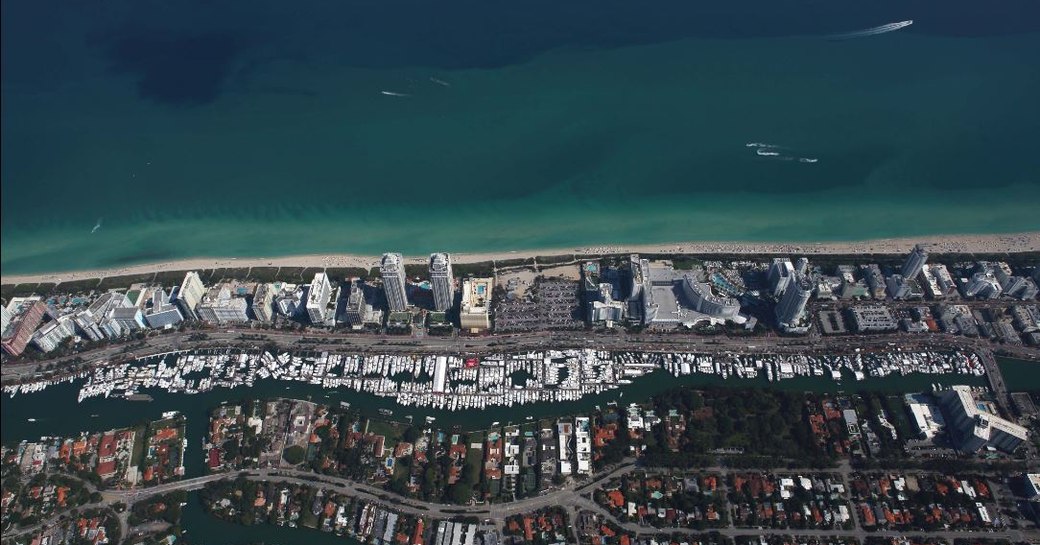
[380,252,408,312]
[429,253,454,312]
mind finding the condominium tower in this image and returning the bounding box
[380,253,408,312]
[306,272,333,324]
[901,244,929,280]
[429,253,454,312]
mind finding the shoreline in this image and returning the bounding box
[3,231,1038,286]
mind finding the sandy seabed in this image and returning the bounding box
[4,232,1038,286]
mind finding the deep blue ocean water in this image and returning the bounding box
[3,1,1039,273]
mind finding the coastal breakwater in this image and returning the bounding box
[4,348,986,411]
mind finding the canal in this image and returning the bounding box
[1,357,1034,544]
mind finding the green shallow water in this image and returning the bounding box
[3,33,1039,273]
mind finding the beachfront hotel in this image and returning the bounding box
[460,277,493,332]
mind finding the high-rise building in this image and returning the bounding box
[252,283,274,322]
[588,283,624,325]
[32,316,76,353]
[1,301,46,356]
[0,305,12,336]
[429,253,454,312]
[73,292,133,340]
[306,273,333,324]
[460,277,493,332]
[901,244,929,280]
[776,277,811,329]
[963,272,1002,299]
[768,259,795,299]
[144,289,184,329]
[624,255,657,325]
[345,282,367,328]
[177,271,206,319]
[940,385,1028,453]
[795,257,810,277]
[111,307,146,331]
[197,287,250,324]
[380,253,408,312]
[681,276,741,321]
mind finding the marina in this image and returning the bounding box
[4,348,986,411]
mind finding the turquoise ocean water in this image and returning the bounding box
[2,2,1039,274]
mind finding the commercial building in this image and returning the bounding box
[380,253,408,312]
[901,244,929,279]
[848,305,898,332]
[926,264,958,298]
[991,262,1039,300]
[681,276,742,323]
[588,283,624,325]
[837,266,869,299]
[905,394,946,441]
[885,274,921,300]
[860,265,887,299]
[768,258,795,298]
[626,255,658,325]
[252,283,274,322]
[775,277,812,332]
[74,293,134,341]
[274,285,305,318]
[1024,474,1040,501]
[306,273,333,324]
[32,316,76,353]
[144,289,184,329]
[557,420,573,476]
[460,277,493,332]
[176,271,206,319]
[0,305,12,336]
[575,416,592,475]
[429,253,454,312]
[197,287,250,324]
[939,385,1028,453]
[1,300,46,356]
[110,307,146,332]
[1011,305,1040,333]
[963,271,1002,299]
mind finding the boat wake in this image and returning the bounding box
[429,77,451,87]
[746,143,817,164]
[831,20,913,40]
[380,90,411,97]
[91,218,103,234]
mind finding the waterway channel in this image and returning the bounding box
[1,357,1035,544]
